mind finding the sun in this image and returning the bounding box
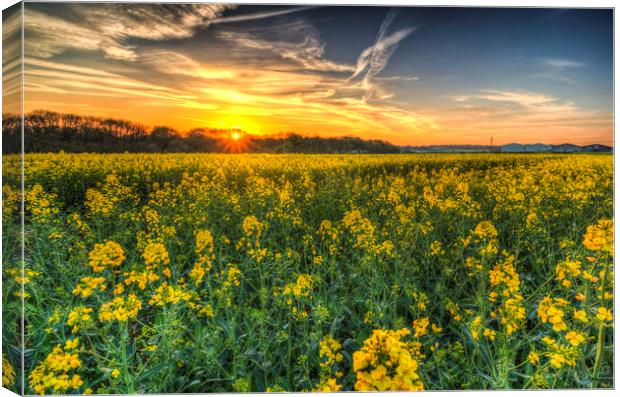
[231,132,241,140]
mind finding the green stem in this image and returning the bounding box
[591,254,610,387]
[121,322,135,394]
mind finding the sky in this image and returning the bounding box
[2,3,614,146]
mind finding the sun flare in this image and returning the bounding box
[231,132,241,140]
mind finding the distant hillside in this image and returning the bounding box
[2,111,399,154]
[401,143,612,153]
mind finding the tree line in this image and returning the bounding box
[2,111,400,154]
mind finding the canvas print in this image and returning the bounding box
[1,1,614,394]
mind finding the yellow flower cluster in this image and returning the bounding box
[582,219,613,255]
[469,316,482,340]
[412,317,430,337]
[541,337,578,369]
[25,184,59,224]
[2,354,16,388]
[72,276,107,298]
[353,329,424,391]
[242,215,265,240]
[84,174,134,216]
[188,302,215,318]
[564,331,586,347]
[239,216,269,262]
[445,299,462,322]
[142,242,170,268]
[318,219,339,255]
[314,335,344,391]
[99,294,142,322]
[596,307,613,322]
[538,297,570,332]
[430,241,444,256]
[190,229,215,286]
[124,270,160,290]
[85,188,114,215]
[343,209,394,258]
[281,274,313,304]
[67,306,94,333]
[555,258,582,287]
[88,241,125,272]
[474,221,497,239]
[67,212,91,235]
[5,267,40,285]
[28,339,83,394]
[489,255,525,334]
[319,335,343,369]
[149,283,194,306]
[2,184,20,221]
[223,265,241,288]
[313,378,342,392]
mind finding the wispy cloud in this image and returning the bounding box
[454,89,580,114]
[209,6,317,25]
[442,88,611,145]
[24,4,235,61]
[217,22,355,73]
[535,57,585,84]
[348,9,416,100]
[543,58,584,69]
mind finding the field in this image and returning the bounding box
[1,153,614,393]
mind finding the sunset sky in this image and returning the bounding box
[3,3,614,146]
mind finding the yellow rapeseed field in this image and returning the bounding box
[1,153,613,393]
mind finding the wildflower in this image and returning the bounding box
[2,354,16,387]
[85,189,114,215]
[190,230,215,286]
[142,242,170,268]
[243,215,265,240]
[483,328,496,341]
[67,307,94,333]
[99,294,142,322]
[546,351,576,369]
[149,283,193,306]
[573,309,588,323]
[565,331,586,347]
[473,221,497,239]
[528,351,540,365]
[596,307,613,322]
[73,277,107,298]
[555,258,582,282]
[28,341,83,394]
[111,369,120,379]
[282,274,313,300]
[583,219,613,255]
[412,317,429,337]
[223,265,242,288]
[430,241,443,256]
[469,316,482,340]
[314,378,342,392]
[88,241,125,272]
[319,336,344,368]
[353,329,424,391]
[124,270,160,290]
[538,297,569,332]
